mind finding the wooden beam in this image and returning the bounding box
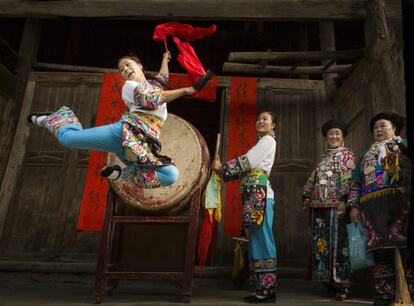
[228,49,364,63]
[223,62,353,75]
[322,59,337,71]
[0,64,17,99]
[319,21,337,100]
[0,0,375,19]
[34,62,118,73]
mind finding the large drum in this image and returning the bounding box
[107,114,210,213]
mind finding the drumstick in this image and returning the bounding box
[214,133,221,160]
[164,39,169,52]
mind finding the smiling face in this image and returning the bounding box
[325,128,344,149]
[256,112,276,137]
[118,58,145,82]
[373,119,396,141]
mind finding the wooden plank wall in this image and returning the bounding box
[332,0,406,155]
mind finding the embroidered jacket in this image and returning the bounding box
[121,73,169,121]
[347,138,409,208]
[301,147,355,208]
[222,136,276,226]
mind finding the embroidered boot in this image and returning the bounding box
[101,165,122,180]
[43,106,82,137]
[193,70,214,92]
[27,112,52,126]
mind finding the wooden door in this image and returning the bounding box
[0,72,103,262]
[257,79,325,268]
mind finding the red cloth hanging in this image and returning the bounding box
[197,210,214,268]
[153,22,216,82]
[153,22,216,42]
[172,37,205,83]
[224,77,258,237]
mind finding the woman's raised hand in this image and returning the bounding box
[163,51,171,62]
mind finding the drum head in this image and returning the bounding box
[107,114,210,213]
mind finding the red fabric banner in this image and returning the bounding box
[76,73,125,231]
[224,77,257,237]
[153,22,216,42]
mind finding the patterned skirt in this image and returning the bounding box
[361,192,408,251]
[122,112,173,168]
[308,208,351,285]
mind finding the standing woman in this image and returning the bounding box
[301,120,355,300]
[212,111,277,304]
[347,112,412,306]
[27,51,212,188]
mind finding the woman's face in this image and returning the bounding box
[325,128,344,149]
[373,119,396,141]
[118,58,144,81]
[256,112,276,137]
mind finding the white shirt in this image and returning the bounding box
[246,135,277,198]
[122,80,168,121]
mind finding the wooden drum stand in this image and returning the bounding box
[94,186,201,304]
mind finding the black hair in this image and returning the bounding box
[117,54,172,88]
[259,111,278,126]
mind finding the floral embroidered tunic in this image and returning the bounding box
[120,74,173,168]
[121,73,169,121]
[222,136,276,227]
[222,135,276,198]
[301,147,355,208]
[347,138,408,207]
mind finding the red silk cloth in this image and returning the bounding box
[77,73,218,231]
[153,22,216,42]
[153,22,216,83]
[224,77,257,237]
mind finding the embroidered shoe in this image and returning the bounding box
[244,293,276,304]
[335,288,349,301]
[192,70,214,92]
[27,112,52,126]
[101,165,122,180]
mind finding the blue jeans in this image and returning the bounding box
[56,121,178,186]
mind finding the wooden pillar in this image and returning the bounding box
[14,19,42,113]
[0,19,42,239]
[298,23,309,80]
[319,21,337,102]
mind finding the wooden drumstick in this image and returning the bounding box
[214,133,221,160]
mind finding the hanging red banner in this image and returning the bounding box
[224,77,257,237]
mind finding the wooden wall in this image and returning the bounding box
[331,0,406,155]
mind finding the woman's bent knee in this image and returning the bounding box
[158,165,179,186]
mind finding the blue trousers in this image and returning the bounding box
[248,198,277,296]
[249,198,277,260]
[56,121,178,186]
